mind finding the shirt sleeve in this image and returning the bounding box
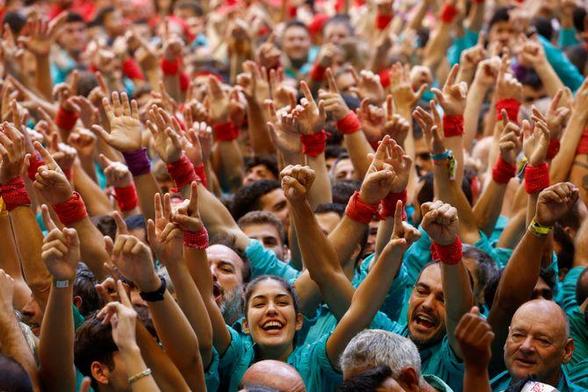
[540,35,584,91]
[447,29,479,65]
[558,27,580,49]
[559,266,586,312]
[245,239,301,281]
[403,226,433,285]
[219,326,246,373]
[205,348,220,392]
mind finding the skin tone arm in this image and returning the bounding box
[0,271,40,392]
[241,62,274,156]
[98,282,162,392]
[98,155,141,217]
[487,183,579,371]
[573,211,588,268]
[520,37,565,98]
[38,206,79,392]
[423,0,457,69]
[326,202,420,364]
[110,228,205,390]
[455,307,494,392]
[72,160,112,216]
[0,213,31,309]
[161,35,184,103]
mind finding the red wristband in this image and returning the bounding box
[55,106,79,131]
[524,163,550,194]
[28,151,45,181]
[53,192,88,226]
[310,64,326,81]
[431,236,463,265]
[0,177,31,211]
[345,191,380,224]
[167,155,198,190]
[194,163,208,189]
[546,139,560,160]
[184,227,209,249]
[160,57,181,75]
[114,184,139,212]
[577,129,588,155]
[440,4,459,23]
[122,58,145,80]
[379,69,391,89]
[212,121,239,142]
[380,190,407,218]
[376,13,393,30]
[442,114,464,137]
[492,156,516,184]
[337,112,361,135]
[496,98,521,123]
[301,130,327,157]
[179,71,190,91]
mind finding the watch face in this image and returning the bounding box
[55,280,70,288]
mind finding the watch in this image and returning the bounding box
[139,276,167,302]
[529,218,552,237]
[53,279,71,288]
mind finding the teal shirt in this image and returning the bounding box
[490,367,586,391]
[219,327,342,391]
[538,35,584,92]
[560,266,585,312]
[566,307,588,370]
[244,240,301,283]
[205,348,220,392]
[424,374,454,392]
[568,359,588,390]
[558,28,580,49]
[448,28,480,65]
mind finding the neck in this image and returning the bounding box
[257,342,294,362]
[540,367,564,388]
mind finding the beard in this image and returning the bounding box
[220,287,244,326]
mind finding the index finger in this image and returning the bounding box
[41,204,58,231]
[386,95,394,120]
[325,68,339,93]
[116,279,132,308]
[392,200,404,236]
[189,181,199,213]
[34,141,57,167]
[444,64,459,89]
[300,80,314,102]
[113,211,129,235]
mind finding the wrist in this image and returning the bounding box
[0,177,31,211]
[166,155,198,190]
[529,217,553,236]
[347,191,380,224]
[139,274,163,294]
[119,344,142,360]
[430,236,462,264]
[122,149,151,177]
[336,112,360,135]
[52,278,74,288]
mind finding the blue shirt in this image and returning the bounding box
[490,367,586,391]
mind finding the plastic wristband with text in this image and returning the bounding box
[194,163,208,188]
[184,227,209,249]
[528,218,553,237]
[496,99,521,123]
[376,13,393,30]
[160,57,181,75]
[27,151,45,181]
[336,111,361,135]
[524,163,550,194]
[212,121,239,142]
[310,64,326,81]
[167,155,198,189]
[0,177,31,211]
[301,130,327,157]
[114,184,139,212]
[345,191,380,224]
[380,190,407,218]
[122,149,151,177]
[442,114,464,137]
[55,106,79,131]
[492,156,516,184]
[546,139,560,160]
[53,192,88,226]
[576,129,588,155]
[440,4,459,23]
[430,236,463,265]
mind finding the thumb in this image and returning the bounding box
[64,227,80,248]
[98,153,112,169]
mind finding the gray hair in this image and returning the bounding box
[340,329,422,380]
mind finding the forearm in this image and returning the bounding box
[328,215,368,272]
[569,155,588,206]
[213,141,244,192]
[247,101,274,155]
[534,62,565,98]
[408,1,429,31]
[473,180,508,237]
[162,75,182,103]
[73,163,112,216]
[550,115,585,183]
[344,132,374,180]
[423,24,453,68]
[34,55,53,100]
[464,81,487,149]
[70,218,108,280]
[120,346,163,392]
[307,154,332,209]
[441,261,473,358]
[133,173,159,222]
[463,367,491,392]
[466,2,484,32]
[39,286,75,392]
[78,155,98,183]
[573,213,588,268]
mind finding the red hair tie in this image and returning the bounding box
[496,98,521,123]
[0,177,31,211]
[167,155,199,190]
[114,184,139,212]
[55,106,79,132]
[310,64,326,81]
[431,236,463,265]
[53,192,88,226]
[184,227,209,249]
[345,191,380,224]
[546,139,560,160]
[524,163,550,194]
[442,114,464,137]
[440,4,459,23]
[337,112,361,135]
[212,121,239,142]
[492,156,516,184]
[301,130,327,157]
[380,190,407,218]
[28,151,45,181]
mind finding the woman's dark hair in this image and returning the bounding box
[74,263,102,316]
[243,275,300,316]
[338,365,393,392]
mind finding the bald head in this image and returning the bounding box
[240,360,306,392]
[512,299,569,340]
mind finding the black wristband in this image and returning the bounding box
[139,276,166,302]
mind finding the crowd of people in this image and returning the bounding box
[0,0,587,390]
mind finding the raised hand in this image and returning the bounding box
[495,55,523,102]
[91,92,142,153]
[67,128,97,159]
[356,98,386,142]
[431,64,468,116]
[390,63,427,110]
[40,205,80,281]
[530,90,571,142]
[171,182,204,233]
[207,76,230,124]
[382,95,410,146]
[350,68,385,104]
[360,140,397,204]
[97,280,138,351]
[473,57,500,88]
[182,122,210,166]
[146,105,183,163]
[534,182,579,227]
[18,13,66,57]
[319,69,351,121]
[280,165,316,203]
[459,42,486,80]
[389,200,421,248]
[47,134,77,175]
[53,70,80,113]
[0,122,26,184]
[269,68,296,110]
[497,111,522,165]
[266,102,301,156]
[146,193,183,265]
[32,142,74,204]
[292,81,325,135]
[421,200,459,245]
[455,307,494,370]
[414,101,445,155]
[69,95,99,129]
[522,120,550,166]
[99,154,133,188]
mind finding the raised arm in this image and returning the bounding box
[38,205,79,392]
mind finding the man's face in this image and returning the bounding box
[21,295,43,336]
[315,211,342,235]
[207,244,246,304]
[504,300,574,384]
[258,188,289,229]
[489,20,516,48]
[242,222,285,260]
[243,164,276,186]
[104,10,125,37]
[332,158,355,181]
[324,22,350,46]
[407,264,446,346]
[335,70,356,95]
[93,352,132,392]
[58,21,88,54]
[282,26,311,63]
